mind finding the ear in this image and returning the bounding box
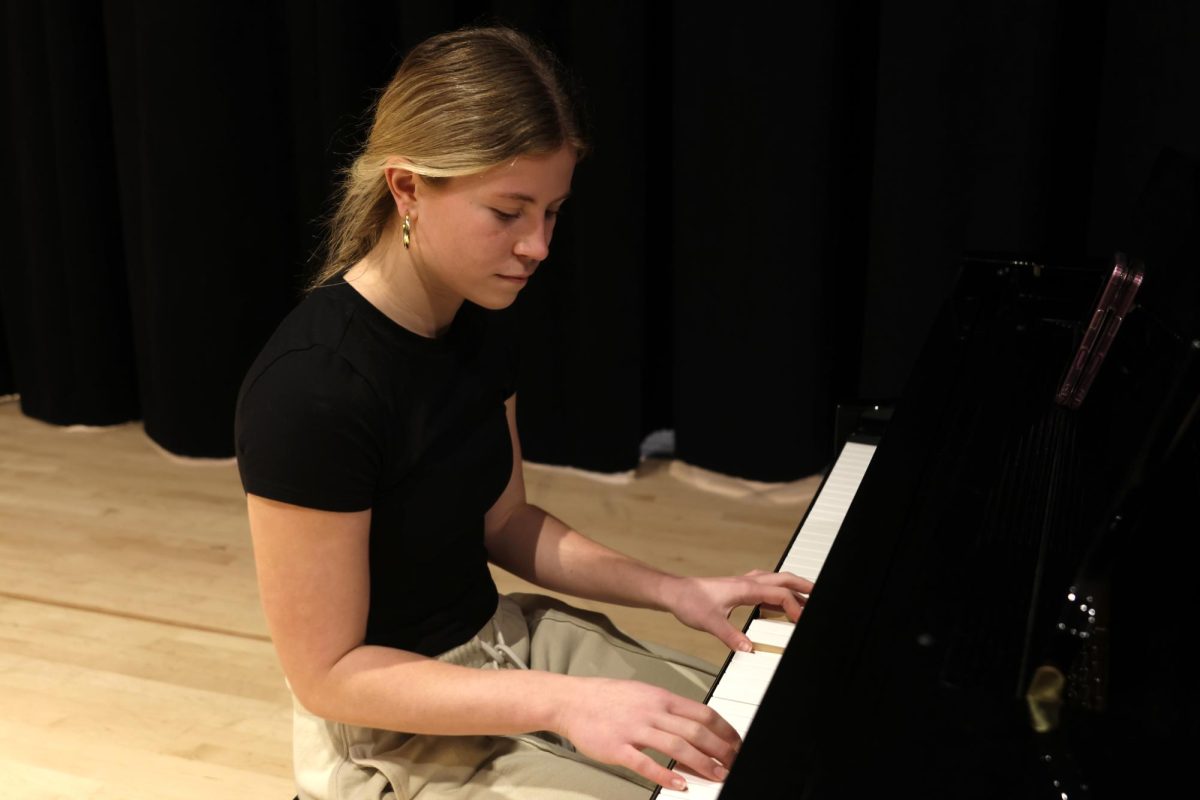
[382,162,418,216]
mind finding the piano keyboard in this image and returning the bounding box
[655,440,879,799]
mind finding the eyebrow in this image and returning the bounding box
[496,191,572,205]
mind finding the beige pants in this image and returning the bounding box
[292,593,720,800]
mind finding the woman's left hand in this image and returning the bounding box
[662,570,815,653]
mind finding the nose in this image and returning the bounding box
[514,219,551,262]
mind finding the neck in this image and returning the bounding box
[344,226,462,338]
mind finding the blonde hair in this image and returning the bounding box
[307,25,590,292]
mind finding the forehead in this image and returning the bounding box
[455,147,576,201]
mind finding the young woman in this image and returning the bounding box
[234,25,813,800]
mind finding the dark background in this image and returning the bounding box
[2,1,1197,481]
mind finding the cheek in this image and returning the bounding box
[429,214,500,254]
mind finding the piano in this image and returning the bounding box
[652,250,1200,799]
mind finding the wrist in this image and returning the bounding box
[541,672,583,735]
[655,572,691,615]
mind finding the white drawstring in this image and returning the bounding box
[479,628,529,670]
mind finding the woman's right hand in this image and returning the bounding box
[552,677,740,791]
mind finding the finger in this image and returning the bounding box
[640,728,729,783]
[619,747,689,793]
[760,586,805,621]
[654,712,740,769]
[745,570,815,595]
[758,591,810,615]
[727,583,804,621]
[758,602,800,622]
[667,696,742,749]
[710,617,754,653]
[775,571,815,594]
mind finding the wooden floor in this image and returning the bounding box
[0,399,818,799]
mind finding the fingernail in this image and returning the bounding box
[714,765,729,780]
[672,776,687,790]
[738,641,753,652]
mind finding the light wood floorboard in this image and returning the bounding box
[0,400,817,798]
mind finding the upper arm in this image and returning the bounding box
[483,394,526,544]
[247,493,371,707]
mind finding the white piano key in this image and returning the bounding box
[724,648,782,670]
[787,536,837,552]
[710,655,779,706]
[708,696,759,738]
[712,668,773,706]
[784,560,822,576]
[777,442,877,582]
[745,618,794,650]
[712,651,782,687]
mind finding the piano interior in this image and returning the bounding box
[717,250,1200,799]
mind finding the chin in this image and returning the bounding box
[470,293,520,311]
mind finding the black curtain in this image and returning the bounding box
[2,1,1197,480]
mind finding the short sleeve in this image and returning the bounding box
[234,346,384,512]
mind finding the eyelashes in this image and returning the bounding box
[490,208,563,223]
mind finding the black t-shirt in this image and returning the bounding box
[234,280,516,656]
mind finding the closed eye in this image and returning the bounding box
[491,208,521,222]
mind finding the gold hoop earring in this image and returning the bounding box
[402,214,411,250]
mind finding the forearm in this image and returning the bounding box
[301,643,572,734]
[487,502,682,610]
[306,637,737,792]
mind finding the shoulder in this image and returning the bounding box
[252,284,359,356]
[234,344,385,512]
[237,285,386,414]
[234,343,384,455]
[240,342,378,403]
